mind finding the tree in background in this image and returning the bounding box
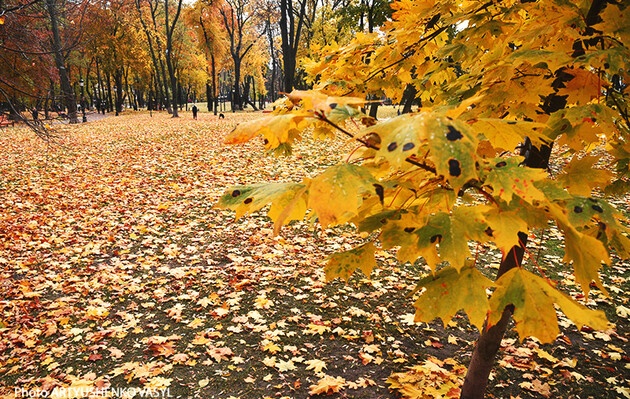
[188,0,228,115]
[219,0,265,111]
[218,1,629,398]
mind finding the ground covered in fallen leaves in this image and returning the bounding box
[1,110,629,399]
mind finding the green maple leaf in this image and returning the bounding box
[489,268,608,344]
[307,164,377,227]
[482,157,547,204]
[325,242,377,281]
[413,265,494,331]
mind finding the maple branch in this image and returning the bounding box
[314,111,437,174]
[363,25,450,85]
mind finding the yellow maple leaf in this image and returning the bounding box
[324,242,376,281]
[276,359,297,372]
[488,268,608,343]
[224,112,310,147]
[305,359,327,373]
[307,164,376,227]
[305,323,331,335]
[557,156,613,196]
[308,375,346,395]
[558,68,601,105]
[484,208,529,256]
[413,265,494,331]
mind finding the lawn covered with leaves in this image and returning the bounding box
[1,111,628,399]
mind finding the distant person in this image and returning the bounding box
[192,104,198,120]
[31,107,38,122]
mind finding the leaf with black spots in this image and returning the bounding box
[324,242,377,281]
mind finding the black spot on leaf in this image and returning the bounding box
[430,234,443,243]
[485,227,494,237]
[591,204,603,213]
[329,103,338,109]
[263,138,269,145]
[244,197,253,204]
[495,161,507,168]
[231,190,241,197]
[373,183,384,204]
[446,126,463,141]
[404,227,415,233]
[402,142,415,151]
[387,142,398,152]
[574,206,583,213]
[448,159,462,177]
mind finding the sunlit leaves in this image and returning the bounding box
[307,164,376,227]
[413,265,494,331]
[224,113,311,150]
[488,268,608,344]
[387,356,466,399]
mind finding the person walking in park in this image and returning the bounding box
[192,104,198,120]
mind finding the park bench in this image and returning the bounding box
[0,114,15,128]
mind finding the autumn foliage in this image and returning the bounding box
[218,0,630,396]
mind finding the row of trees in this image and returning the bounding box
[0,0,391,123]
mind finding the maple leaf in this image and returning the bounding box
[482,157,547,204]
[147,341,175,357]
[324,241,377,281]
[276,359,297,372]
[307,164,377,227]
[557,68,601,105]
[216,182,307,222]
[305,359,327,373]
[483,207,529,256]
[415,211,480,271]
[426,117,479,192]
[563,229,611,297]
[206,346,234,362]
[360,113,428,168]
[468,119,547,151]
[309,375,346,395]
[304,323,331,335]
[284,89,366,120]
[556,156,613,196]
[412,265,494,331]
[223,112,310,148]
[488,268,608,344]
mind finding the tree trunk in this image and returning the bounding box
[46,0,79,124]
[233,58,241,111]
[401,84,417,114]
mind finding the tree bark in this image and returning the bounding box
[46,0,79,124]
